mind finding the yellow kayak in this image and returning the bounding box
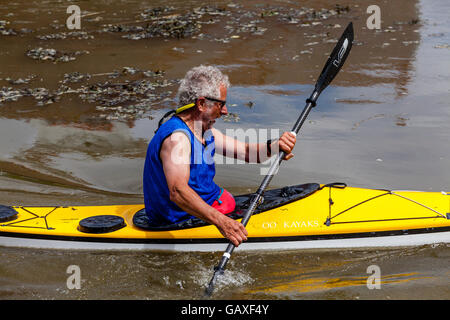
[0,183,449,251]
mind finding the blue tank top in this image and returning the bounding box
[143,116,221,225]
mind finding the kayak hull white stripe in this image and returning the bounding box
[0,231,449,252]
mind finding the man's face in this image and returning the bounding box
[201,84,228,131]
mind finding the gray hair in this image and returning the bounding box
[177,65,230,107]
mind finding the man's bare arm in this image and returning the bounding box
[212,128,297,163]
[160,131,247,246]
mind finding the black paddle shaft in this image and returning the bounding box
[204,92,318,294]
[205,22,354,297]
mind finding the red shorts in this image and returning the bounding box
[211,188,236,214]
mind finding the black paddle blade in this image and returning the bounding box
[315,22,354,95]
[204,266,224,297]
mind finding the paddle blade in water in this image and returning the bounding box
[315,22,354,95]
[205,267,223,297]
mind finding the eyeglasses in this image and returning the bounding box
[204,97,226,109]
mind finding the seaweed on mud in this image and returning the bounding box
[0,20,17,35]
[1,66,178,121]
[140,6,176,20]
[222,112,240,122]
[102,6,203,40]
[144,18,200,39]
[26,47,89,62]
[4,75,37,85]
[62,72,92,84]
[0,86,59,106]
[2,2,357,121]
[101,5,233,40]
[81,74,177,121]
[273,5,350,25]
[71,67,178,119]
[1,20,33,35]
[96,3,351,43]
[36,31,94,40]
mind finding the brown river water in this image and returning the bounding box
[0,0,449,300]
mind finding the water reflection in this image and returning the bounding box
[246,272,423,296]
[1,0,447,200]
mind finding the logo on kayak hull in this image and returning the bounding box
[262,220,319,229]
[333,38,349,68]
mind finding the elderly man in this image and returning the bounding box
[143,65,296,246]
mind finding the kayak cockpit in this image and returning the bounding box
[133,183,320,231]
